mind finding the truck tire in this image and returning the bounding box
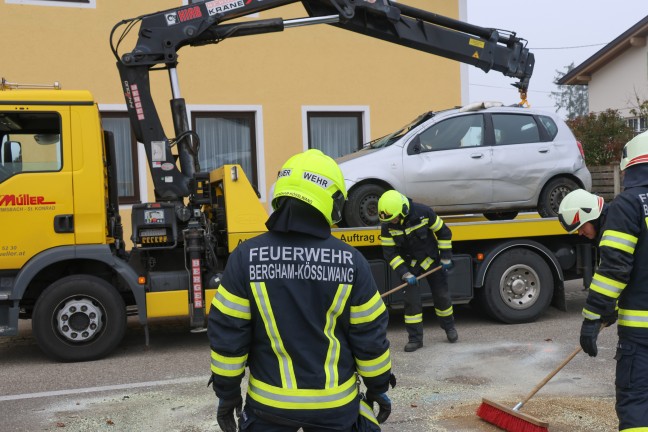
[477,249,553,324]
[32,275,126,362]
[343,184,386,227]
[537,177,578,218]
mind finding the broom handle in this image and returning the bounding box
[380,266,442,298]
[513,323,606,411]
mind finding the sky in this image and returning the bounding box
[465,0,648,117]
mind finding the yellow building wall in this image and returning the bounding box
[1,0,463,243]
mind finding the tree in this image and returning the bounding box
[551,63,589,120]
[566,109,634,166]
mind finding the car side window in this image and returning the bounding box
[417,114,484,152]
[492,114,540,145]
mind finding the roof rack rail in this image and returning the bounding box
[0,78,61,91]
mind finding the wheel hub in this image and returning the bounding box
[499,264,540,310]
[56,298,103,342]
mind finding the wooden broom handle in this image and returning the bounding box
[380,266,442,298]
[517,323,606,409]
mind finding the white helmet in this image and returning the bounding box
[620,130,648,171]
[557,189,604,233]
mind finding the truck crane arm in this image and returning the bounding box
[111,0,534,201]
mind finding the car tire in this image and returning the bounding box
[537,177,578,218]
[32,274,127,362]
[483,211,518,221]
[343,184,387,227]
[476,248,553,324]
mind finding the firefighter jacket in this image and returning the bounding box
[583,167,648,340]
[208,199,392,429]
[380,200,452,278]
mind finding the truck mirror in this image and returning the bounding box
[1,140,22,171]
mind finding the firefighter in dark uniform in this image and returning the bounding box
[207,149,395,432]
[576,131,648,431]
[377,190,457,352]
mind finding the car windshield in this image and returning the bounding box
[365,111,435,149]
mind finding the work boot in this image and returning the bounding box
[404,340,423,352]
[445,326,458,343]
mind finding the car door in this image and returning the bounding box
[402,113,493,211]
[490,113,553,204]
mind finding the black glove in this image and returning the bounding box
[580,319,601,357]
[365,391,391,423]
[217,395,242,432]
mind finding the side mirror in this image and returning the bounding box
[2,140,22,171]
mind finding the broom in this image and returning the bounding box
[380,266,442,298]
[476,341,589,432]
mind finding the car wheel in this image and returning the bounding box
[32,274,127,362]
[483,211,518,221]
[343,184,386,227]
[476,249,553,324]
[537,177,578,218]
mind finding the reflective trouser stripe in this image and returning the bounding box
[248,374,358,409]
[404,313,422,324]
[435,306,453,317]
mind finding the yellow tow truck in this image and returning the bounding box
[0,1,593,362]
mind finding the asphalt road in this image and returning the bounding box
[0,280,619,432]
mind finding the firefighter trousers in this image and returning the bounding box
[403,268,453,343]
[615,336,648,431]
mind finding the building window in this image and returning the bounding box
[628,117,647,134]
[192,112,258,189]
[101,113,140,204]
[307,112,363,158]
[5,0,95,8]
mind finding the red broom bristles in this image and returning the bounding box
[476,399,549,432]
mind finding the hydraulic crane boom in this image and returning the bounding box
[111,0,534,202]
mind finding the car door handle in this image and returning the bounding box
[54,214,75,233]
[538,148,549,153]
[470,153,484,159]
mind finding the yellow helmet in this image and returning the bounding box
[378,190,409,222]
[272,149,347,225]
[620,130,648,171]
[557,189,604,233]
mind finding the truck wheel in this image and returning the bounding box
[32,275,126,362]
[343,184,386,227]
[477,249,553,324]
[537,177,578,218]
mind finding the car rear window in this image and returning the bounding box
[538,115,559,140]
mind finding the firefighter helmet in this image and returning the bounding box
[272,149,347,225]
[557,189,604,233]
[620,130,648,171]
[378,190,410,222]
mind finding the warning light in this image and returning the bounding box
[476,253,484,262]
[138,276,147,285]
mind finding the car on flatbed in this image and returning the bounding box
[336,102,592,227]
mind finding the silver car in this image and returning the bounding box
[336,102,592,227]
